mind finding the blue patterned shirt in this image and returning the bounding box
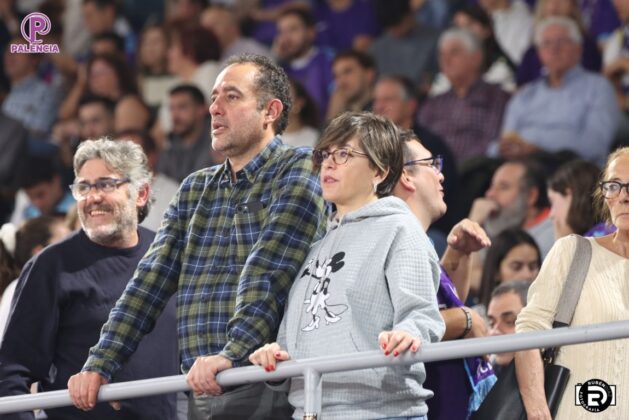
[83,138,325,377]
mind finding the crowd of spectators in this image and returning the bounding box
[0,0,628,419]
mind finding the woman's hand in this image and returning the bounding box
[378,330,421,357]
[248,342,290,372]
[515,349,552,420]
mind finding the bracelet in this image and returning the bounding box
[459,307,473,339]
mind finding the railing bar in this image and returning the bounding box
[1,319,629,414]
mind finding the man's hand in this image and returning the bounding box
[468,198,500,225]
[467,307,488,338]
[447,219,491,255]
[186,355,233,396]
[68,371,119,411]
[499,132,538,160]
[603,57,629,79]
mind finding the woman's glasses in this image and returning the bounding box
[313,147,369,166]
[600,181,629,198]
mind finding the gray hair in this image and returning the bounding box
[438,27,482,54]
[491,279,531,307]
[73,138,153,223]
[534,16,582,47]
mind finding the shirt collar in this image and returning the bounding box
[218,136,282,186]
[543,64,584,87]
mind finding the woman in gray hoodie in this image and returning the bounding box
[250,112,445,420]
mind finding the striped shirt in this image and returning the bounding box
[83,137,325,377]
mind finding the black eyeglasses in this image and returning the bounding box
[312,147,369,166]
[69,177,131,200]
[600,181,629,198]
[404,155,443,173]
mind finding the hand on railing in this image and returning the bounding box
[249,342,291,372]
[186,355,233,396]
[378,330,421,357]
[67,371,120,411]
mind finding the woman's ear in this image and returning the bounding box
[374,167,389,185]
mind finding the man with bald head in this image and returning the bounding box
[68,54,324,419]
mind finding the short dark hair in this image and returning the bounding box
[14,216,65,267]
[18,156,61,189]
[398,128,421,165]
[375,0,410,29]
[333,50,376,70]
[491,279,530,307]
[115,129,157,156]
[378,75,418,102]
[170,24,221,64]
[479,228,541,307]
[510,158,550,210]
[78,94,116,115]
[169,84,207,105]
[92,31,125,52]
[548,160,601,234]
[87,52,138,95]
[82,0,118,12]
[225,54,292,134]
[278,6,316,28]
[289,79,319,129]
[315,112,403,198]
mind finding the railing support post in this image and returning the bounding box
[302,367,322,420]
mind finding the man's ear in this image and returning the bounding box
[136,183,150,208]
[397,169,416,192]
[264,98,284,126]
[527,186,539,208]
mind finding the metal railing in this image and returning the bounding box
[1,319,629,418]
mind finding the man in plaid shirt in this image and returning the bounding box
[68,54,325,418]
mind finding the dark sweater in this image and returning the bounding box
[0,227,178,419]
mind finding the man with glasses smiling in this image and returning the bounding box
[393,129,496,419]
[0,138,179,419]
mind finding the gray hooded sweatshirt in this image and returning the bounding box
[276,196,445,419]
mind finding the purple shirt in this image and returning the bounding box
[580,0,621,41]
[418,80,510,164]
[283,48,335,120]
[424,269,496,419]
[314,0,380,52]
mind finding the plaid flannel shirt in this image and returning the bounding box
[83,138,324,378]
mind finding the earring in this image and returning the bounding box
[373,183,378,194]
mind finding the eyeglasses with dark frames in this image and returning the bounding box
[404,155,444,173]
[600,181,629,198]
[69,177,131,200]
[312,147,369,166]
